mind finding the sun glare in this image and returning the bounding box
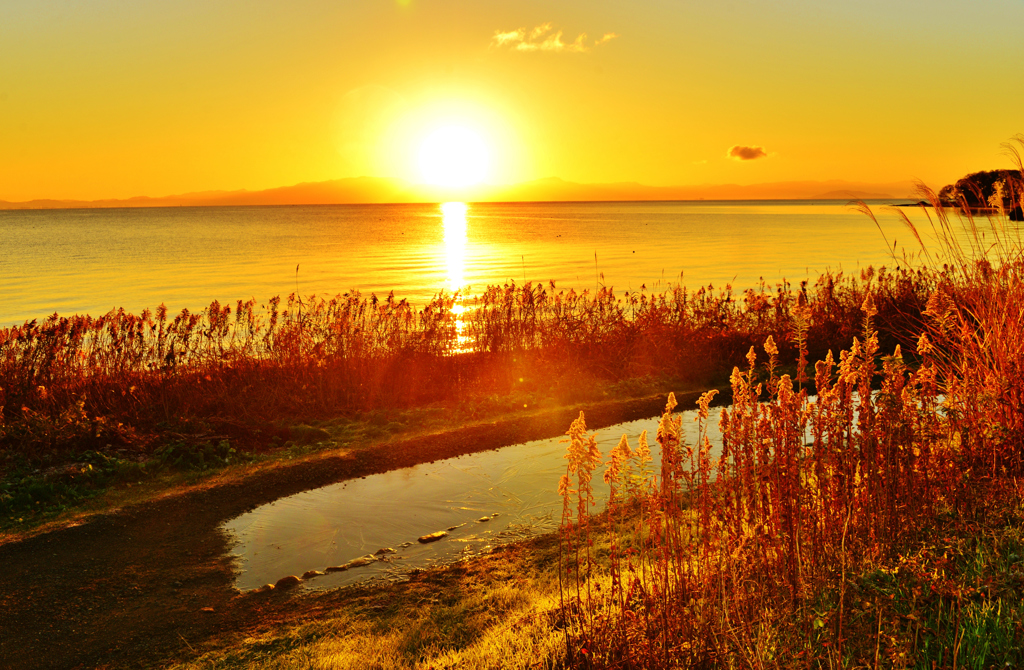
[417,126,490,188]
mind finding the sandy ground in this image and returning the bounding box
[0,393,700,669]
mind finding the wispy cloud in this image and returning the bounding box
[530,23,552,41]
[491,24,618,53]
[492,28,526,47]
[727,145,769,161]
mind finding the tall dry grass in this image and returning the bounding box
[558,317,1023,665]
[556,160,1024,667]
[0,267,934,469]
[557,307,951,665]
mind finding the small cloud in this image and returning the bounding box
[728,145,768,161]
[492,28,525,47]
[692,159,708,165]
[491,24,616,53]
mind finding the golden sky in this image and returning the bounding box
[2,0,1022,201]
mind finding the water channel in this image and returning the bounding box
[223,406,726,592]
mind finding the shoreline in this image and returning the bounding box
[0,389,718,669]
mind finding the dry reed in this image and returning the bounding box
[0,265,935,473]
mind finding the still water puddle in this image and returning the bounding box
[223,408,725,592]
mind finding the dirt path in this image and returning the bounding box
[0,393,701,669]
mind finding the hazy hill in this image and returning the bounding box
[489,178,911,202]
[0,177,416,210]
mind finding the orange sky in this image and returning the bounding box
[2,0,1023,202]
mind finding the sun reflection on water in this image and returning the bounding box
[440,201,471,350]
[441,201,467,290]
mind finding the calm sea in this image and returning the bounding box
[0,200,914,327]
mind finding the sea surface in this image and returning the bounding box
[1,200,917,327]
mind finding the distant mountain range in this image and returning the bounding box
[490,177,913,202]
[0,176,918,210]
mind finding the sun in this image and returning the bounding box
[417,125,490,188]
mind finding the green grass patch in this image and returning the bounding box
[0,438,254,529]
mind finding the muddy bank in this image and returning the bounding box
[0,391,713,669]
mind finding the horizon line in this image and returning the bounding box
[0,175,921,211]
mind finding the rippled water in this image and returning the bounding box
[1,200,909,326]
[224,408,725,592]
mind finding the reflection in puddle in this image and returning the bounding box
[223,407,725,592]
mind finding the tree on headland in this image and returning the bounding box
[937,135,1024,220]
[937,169,1022,210]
